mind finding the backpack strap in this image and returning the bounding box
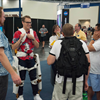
[72,71,76,95]
[83,74,85,93]
[69,39,77,95]
[63,75,67,94]
[62,37,77,95]
[62,70,77,95]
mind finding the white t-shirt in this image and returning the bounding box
[90,39,100,74]
[49,35,58,46]
[50,39,89,83]
[49,34,64,47]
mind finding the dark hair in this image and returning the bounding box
[96,23,100,30]
[77,23,81,29]
[62,23,73,37]
[52,25,59,35]
[21,15,31,22]
[0,7,3,18]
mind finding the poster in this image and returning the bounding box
[62,9,69,27]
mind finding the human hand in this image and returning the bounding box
[11,73,22,85]
[84,82,89,91]
[27,34,34,40]
[44,32,46,34]
[41,32,43,34]
[20,33,25,40]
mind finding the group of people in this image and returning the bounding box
[0,6,100,100]
[81,25,94,40]
[48,22,100,100]
[0,7,42,100]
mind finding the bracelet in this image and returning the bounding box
[31,38,35,41]
[92,38,95,41]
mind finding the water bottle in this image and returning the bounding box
[83,91,88,100]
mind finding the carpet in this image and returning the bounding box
[5,60,97,100]
[6,60,53,100]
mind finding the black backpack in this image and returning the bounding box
[56,36,89,95]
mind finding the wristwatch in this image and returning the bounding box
[92,38,95,41]
[31,38,35,41]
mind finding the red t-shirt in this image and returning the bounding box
[12,30,39,60]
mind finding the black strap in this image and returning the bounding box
[63,75,67,94]
[83,74,85,93]
[72,71,76,95]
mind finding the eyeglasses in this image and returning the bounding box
[24,21,32,24]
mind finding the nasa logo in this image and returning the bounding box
[64,11,68,16]
[77,35,79,37]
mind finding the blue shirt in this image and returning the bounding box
[0,30,13,76]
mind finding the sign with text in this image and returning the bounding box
[81,3,90,8]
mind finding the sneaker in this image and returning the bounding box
[34,94,42,100]
[17,95,24,100]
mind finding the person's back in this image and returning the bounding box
[47,23,90,100]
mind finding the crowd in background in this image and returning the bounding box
[81,25,94,40]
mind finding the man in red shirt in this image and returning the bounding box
[12,15,42,100]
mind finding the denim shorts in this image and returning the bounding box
[88,73,100,92]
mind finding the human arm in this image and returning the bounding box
[47,40,61,65]
[44,31,48,34]
[39,28,42,34]
[81,40,90,91]
[47,54,56,65]
[39,31,41,34]
[88,32,99,51]
[12,32,25,50]
[27,31,39,48]
[0,47,21,85]
[44,28,48,34]
[88,40,95,51]
[84,54,90,91]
